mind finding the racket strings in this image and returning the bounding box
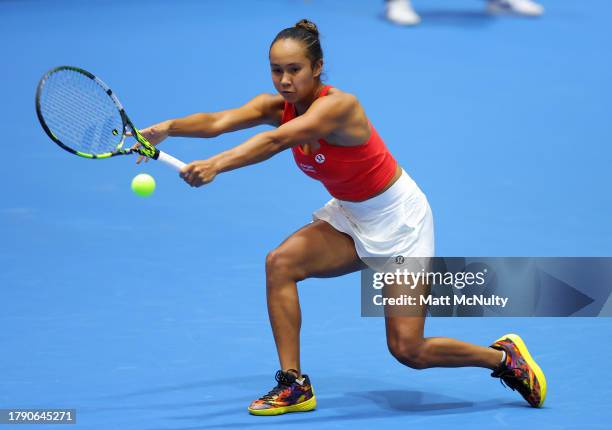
[39,70,124,155]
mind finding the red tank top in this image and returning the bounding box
[282,85,397,201]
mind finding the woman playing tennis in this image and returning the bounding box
[137,19,546,415]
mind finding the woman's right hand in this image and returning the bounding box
[131,120,172,164]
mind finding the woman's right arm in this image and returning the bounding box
[134,93,284,163]
[167,93,284,138]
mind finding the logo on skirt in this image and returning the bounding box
[315,154,326,164]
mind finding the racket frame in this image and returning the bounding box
[35,66,178,166]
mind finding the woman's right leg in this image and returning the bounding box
[265,219,366,374]
[248,220,365,416]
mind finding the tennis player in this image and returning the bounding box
[136,19,546,415]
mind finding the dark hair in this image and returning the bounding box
[270,19,323,69]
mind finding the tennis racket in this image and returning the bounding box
[36,66,186,170]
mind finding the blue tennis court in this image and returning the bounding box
[1,0,611,429]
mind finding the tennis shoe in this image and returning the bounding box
[248,370,317,416]
[487,0,544,16]
[386,0,421,26]
[490,333,547,407]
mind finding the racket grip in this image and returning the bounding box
[156,150,186,171]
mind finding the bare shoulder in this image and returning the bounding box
[312,87,360,118]
[324,87,360,108]
[318,87,370,144]
[252,93,285,109]
[251,93,285,126]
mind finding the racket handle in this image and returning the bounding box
[156,150,186,171]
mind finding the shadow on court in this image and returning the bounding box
[146,391,520,430]
[84,374,525,429]
[93,375,272,401]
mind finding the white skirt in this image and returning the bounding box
[313,169,435,263]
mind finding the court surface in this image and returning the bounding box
[1,0,611,429]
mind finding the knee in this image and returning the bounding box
[387,336,429,370]
[265,248,305,283]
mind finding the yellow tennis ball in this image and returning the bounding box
[131,173,156,197]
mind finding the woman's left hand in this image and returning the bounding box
[180,159,219,187]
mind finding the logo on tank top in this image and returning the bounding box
[315,154,326,164]
[299,162,316,173]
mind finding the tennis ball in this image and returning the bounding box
[131,173,156,197]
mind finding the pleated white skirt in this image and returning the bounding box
[313,169,435,262]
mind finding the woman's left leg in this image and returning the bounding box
[384,281,547,407]
[385,316,502,369]
[384,280,502,370]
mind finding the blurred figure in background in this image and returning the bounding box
[385,0,544,26]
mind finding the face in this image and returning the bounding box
[269,38,322,103]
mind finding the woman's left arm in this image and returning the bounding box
[180,94,356,187]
